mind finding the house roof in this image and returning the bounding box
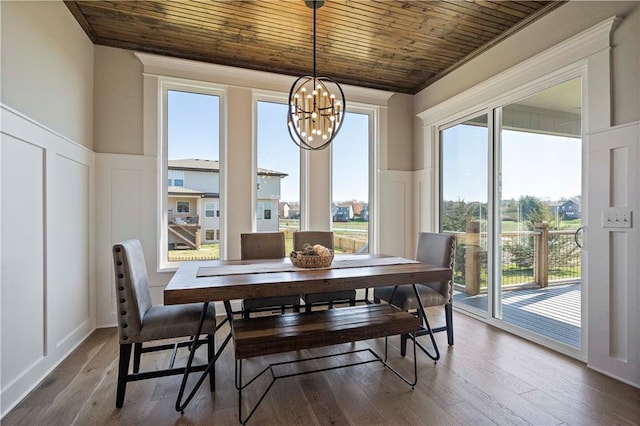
[65,1,563,94]
[168,159,287,177]
[168,186,204,196]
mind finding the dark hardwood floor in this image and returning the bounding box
[3,310,639,425]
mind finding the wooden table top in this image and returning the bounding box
[164,254,452,305]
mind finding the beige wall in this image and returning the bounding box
[0,0,94,149]
[94,47,143,155]
[611,4,640,126]
[386,93,413,171]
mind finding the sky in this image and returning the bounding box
[442,124,581,202]
[168,90,369,203]
[168,91,581,205]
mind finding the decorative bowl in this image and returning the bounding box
[289,250,334,268]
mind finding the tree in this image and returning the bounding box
[517,195,549,230]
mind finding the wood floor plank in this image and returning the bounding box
[3,312,639,426]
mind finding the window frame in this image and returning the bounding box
[158,78,227,270]
[330,102,378,253]
[252,92,379,252]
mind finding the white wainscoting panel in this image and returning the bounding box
[1,134,46,394]
[379,170,414,257]
[586,121,639,387]
[0,105,95,417]
[47,154,92,350]
[95,153,164,328]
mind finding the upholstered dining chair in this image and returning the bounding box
[112,239,226,407]
[241,232,302,318]
[373,232,456,361]
[293,231,356,312]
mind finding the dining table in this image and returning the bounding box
[163,253,453,414]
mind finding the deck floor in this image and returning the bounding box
[454,282,581,347]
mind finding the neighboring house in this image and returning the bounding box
[168,159,287,248]
[279,202,290,219]
[559,199,581,219]
[332,204,353,222]
[360,205,369,222]
[286,201,300,219]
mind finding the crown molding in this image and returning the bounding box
[134,52,393,105]
[417,16,620,123]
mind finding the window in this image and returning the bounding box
[205,202,215,218]
[164,87,222,263]
[256,100,299,237]
[168,170,184,187]
[332,111,371,253]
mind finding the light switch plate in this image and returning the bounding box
[602,208,633,228]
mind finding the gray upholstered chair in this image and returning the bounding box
[241,232,301,318]
[293,231,356,312]
[113,239,222,407]
[374,232,456,360]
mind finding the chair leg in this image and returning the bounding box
[133,342,142,373]
[116,343,132,408]
[305,303,312,313]
[242,309,250,320]
[400,334,408,357]
[207,334,215,391]
[445,303,454,346]
[349,297,356,307]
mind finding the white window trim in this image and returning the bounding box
[419,16,617,362]
[157,77,227,271]
[252,91,381,252]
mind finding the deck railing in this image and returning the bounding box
[452,221,581,295]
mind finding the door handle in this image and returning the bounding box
[574,226,584,248]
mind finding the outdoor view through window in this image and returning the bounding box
[440,77,582,348]
[167,94,370,261]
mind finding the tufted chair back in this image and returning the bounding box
[415,232,456,304]
[241,232,285,260]
[293,231,334,251]
[113,239,153,344]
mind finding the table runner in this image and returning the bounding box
[196,256,418,278]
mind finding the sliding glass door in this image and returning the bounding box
[495,78,582,347]
[440,114,489,317]
[440,77,583,350]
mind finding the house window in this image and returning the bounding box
[256,201,273,221]
[168,170,184,187]
[176,201,190,213]
[164,86,223,264]
[205,202,215,218]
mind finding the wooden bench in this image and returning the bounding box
[231,303,421,424]
[233,303,420,359]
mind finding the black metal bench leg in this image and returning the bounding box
[208,334,215,391]
[116,343,132,408]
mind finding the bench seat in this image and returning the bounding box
[232,304,421,360]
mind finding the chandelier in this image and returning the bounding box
[287,0,345,150]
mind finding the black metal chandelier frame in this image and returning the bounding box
[287,0,346,151]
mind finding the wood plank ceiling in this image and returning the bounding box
[65,0,564,94]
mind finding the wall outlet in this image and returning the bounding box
[602,209,633,228]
